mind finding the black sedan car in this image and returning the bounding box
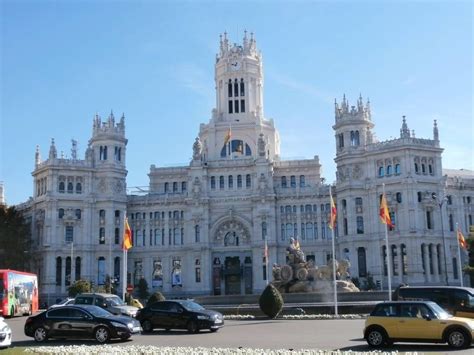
[24,305,141,343]
[136,300,224,333]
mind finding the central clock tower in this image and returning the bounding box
[214,31,264,122]
[197,32,280,162]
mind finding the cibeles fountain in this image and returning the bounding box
[271,238,360,293]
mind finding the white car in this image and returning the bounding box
[0,317,12,349]
[49,297,75,309]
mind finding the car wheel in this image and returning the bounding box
[94,326,110,343]
[34,327,47,342]
[366,328,387,348]
[447,328,470,349]
[187,320,199,333]
[141,320,153,333]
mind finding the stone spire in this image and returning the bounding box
[35,145,41,167]
[48,138,57,160]
[433,119,439,142]
[400,115,411,138]
[71,139,78,160]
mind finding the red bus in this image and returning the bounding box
[0,269,38,317]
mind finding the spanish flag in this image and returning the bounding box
[329,195,337,229]
[457,227,468,249]
[122,217,133,251]
[224,127,232,145]
[379,194,394,228]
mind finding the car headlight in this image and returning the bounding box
[0,325,10,333]
[197,315,210,320]
[127,322,134,330]
[111,321,127,328]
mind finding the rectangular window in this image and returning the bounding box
[115,228,119,244]
[234,100,239,113]
[195,267,201,283]
[65,226,74,243]
[228,100,233,114]
[99,227,105,244]
[240,100,245,113]
[426,211,433,229]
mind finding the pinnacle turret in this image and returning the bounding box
[400,115,411,138]
[48,138,57,159]
[35,145,41,167]
[334,94,371,121]
[217,31,259,61]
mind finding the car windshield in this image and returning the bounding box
[181,301,205,311]
[106,296,126,306]
[86,306,113,317]
[428,302,451,319]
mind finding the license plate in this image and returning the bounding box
[214,319,222,324]
[133,326,141,332]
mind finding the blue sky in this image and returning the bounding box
[1,0,473,206]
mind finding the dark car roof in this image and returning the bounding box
[376,301,437,306]
[398,286,474,292]
[76,293,119,298]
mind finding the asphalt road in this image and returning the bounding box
[5,315,473,354]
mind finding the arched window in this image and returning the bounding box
[58,208,64,219]
[290,176,296,188]
[65,257,72,286]
[75,257,81,281]
[338,133,344,148]
[114,257,120,280]
[99,228,105,244]
[228,79,232,97]
[343,218,348,235]
[75,182,82,194]
[67,182,74,193]
[415,163,419,173]
[98,257,106,285]
[299,175,305,187]
[195,225,200,243]
[422,164,426,174]
[357,247,367,277]
[182,182,187,192]
[355,131,360,146]
[228,175,233,188]
[115,228,120,244]
[173,182,178,192]
[356,216,364,234]
[210,176,216,189]
[395,164,401,174]
[261,222,267,240]
[246,174,251,188]
[240,78,245,96]
[59,181,65,193]
[56,257,62,286]
[234,79,238,97]
[401,244,407,275]
[237,175,242,188]
[75,209,81,219]
[449,214,454,231]
[219,176,224,189]
[103,146,107,160]
[386,165,392,175]
[396,192,402,203]
[305,222,314,240]
[164,182,169,193]
[378,166,384,177]
[281,176,287,188]
[428,164,433,175]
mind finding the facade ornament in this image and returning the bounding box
[257,133,266,157]
[35,145,41,166]
[192,137,202,160]
[71,139,78,160]
[433,119,439,141]
[352,164,361,179]
[192,177,201,198]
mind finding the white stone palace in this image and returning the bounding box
[18,32,473,301]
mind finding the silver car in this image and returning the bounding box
[74,293,138,317]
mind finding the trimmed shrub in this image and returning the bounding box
[259,284,284,319]
[147,291,166,305]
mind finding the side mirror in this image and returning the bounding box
[423,314,431,321]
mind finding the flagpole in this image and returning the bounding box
[329,186,338,316]
[382,184,392,301]
[456,223,463,287]
[122,249,127,301]
[264,233,269,285]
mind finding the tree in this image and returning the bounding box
[0,206,32,270]
[147,291,166,306]
[68,279,91,297]
[137,278,149,300]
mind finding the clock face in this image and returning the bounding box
[230,60,241,71]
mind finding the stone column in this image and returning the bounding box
[422,244,430,283]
